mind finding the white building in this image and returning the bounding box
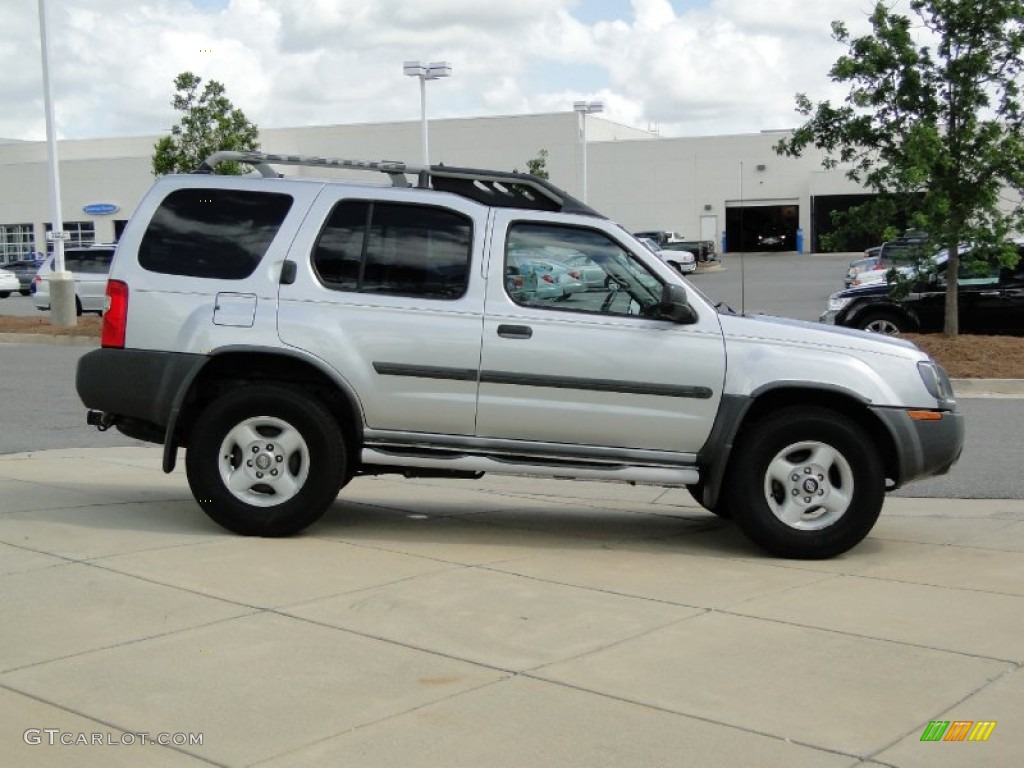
[0,112,872,263]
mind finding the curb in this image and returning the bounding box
[951,378,1024,397]
[0,332,99,347]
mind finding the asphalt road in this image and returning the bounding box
[0,339,1019,499]
[0,293,41,317]
[688,250,853,322]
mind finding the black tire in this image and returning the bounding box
[185,385,347,536]
[19,289,30,296]
[724,407,884,559]
[75,297,83,316]
[686,482,732,519]
[0,291,9,299]
[855,309,909,335]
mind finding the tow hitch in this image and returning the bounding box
[86,410,118,432]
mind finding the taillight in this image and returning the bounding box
[542,274,555,283]
[569,270,582,279]
[101,280,129,348]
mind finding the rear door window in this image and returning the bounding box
[312,200,471,300]
[139,188,293,279]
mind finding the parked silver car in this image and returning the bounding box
[32,246,115,315]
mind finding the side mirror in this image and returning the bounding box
[659,283,698,324]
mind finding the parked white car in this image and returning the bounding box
[31,246,115,315]
[639,237,697,274]
[0,268,19,296]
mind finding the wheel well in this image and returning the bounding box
[734,388,900,484]
[174,352,361,458]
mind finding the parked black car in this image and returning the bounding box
[0,258,42,296]
[821,243,1024,335]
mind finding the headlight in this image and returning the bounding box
[918,361,955,405]
[827,295,853,311]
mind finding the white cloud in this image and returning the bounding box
[0,0,916,142]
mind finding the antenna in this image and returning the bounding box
[739,161,746,316]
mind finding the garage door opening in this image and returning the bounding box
[724,203,799,252]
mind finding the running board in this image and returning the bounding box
[360,448,699,487]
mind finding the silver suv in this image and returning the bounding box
[76,152,964,558]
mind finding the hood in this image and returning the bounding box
[719,311,921,355]
[834,281,893,299]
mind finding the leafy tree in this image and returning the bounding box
[152,72,259,176]
[776,0,1024,337]
[515,148,550,179]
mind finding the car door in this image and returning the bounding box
[968,248,1024,333]
[277,189,487,437]
[476,213,725,455]
[64,249,113,312]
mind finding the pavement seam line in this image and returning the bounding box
[517,673,870,763]
[0,611,261,677]
[246,676,514,767]
[716,608,1022,665]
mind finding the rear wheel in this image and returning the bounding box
[725,407,884,559]
[856,309,909,335]
[185,385,347,536]
[0,291,9,298]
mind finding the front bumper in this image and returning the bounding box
[870,406,965,487]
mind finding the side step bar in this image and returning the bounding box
[361,448,699,487]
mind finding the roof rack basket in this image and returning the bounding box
[195,151,599,216]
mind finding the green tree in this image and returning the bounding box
[152,72,260,176]
[776,0,1024,337]
[518,148,550,179]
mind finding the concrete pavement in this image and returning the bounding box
[1,446,1022,767]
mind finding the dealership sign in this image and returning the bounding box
[83,203,120,215]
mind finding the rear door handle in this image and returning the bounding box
[497,324,532,339]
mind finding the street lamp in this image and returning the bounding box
[573,100,603,203]
[404,61,452,166]
[37,0,75,327]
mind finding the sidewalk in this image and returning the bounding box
[1,446,1022,767]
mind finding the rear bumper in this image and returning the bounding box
[76,348,206,443]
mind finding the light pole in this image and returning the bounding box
[403,61,452,166]
[37,0,75,327]
[573,100,603,203]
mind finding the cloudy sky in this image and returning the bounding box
[4,0,908,142]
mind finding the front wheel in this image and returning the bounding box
[724,407,884,559]
[856,309,909,335]
[185,385,347,536]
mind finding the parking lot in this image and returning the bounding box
[2,252,1022,767]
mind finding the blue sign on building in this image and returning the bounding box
[83,203,120,215]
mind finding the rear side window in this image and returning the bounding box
[139,188,293,279]
[313,201,471,299]
[65,250,114,273]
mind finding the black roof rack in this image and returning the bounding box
[194,151,601,217]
